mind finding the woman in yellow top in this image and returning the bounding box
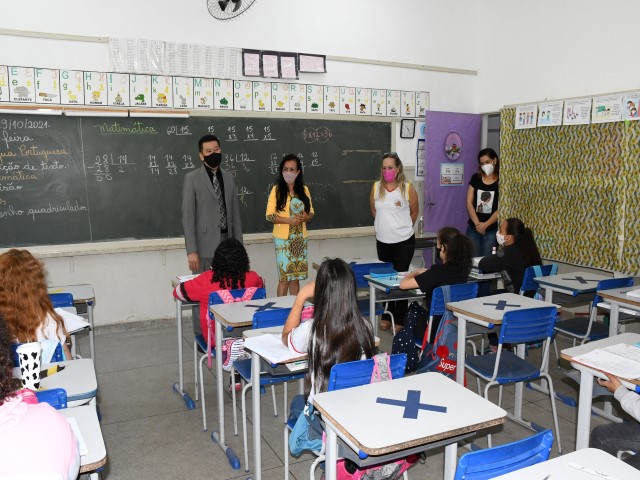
[266,154,314,296]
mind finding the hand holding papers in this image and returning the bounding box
[573,343,640,379]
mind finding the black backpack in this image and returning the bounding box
[391,301,427,373]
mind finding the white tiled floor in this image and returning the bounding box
[78,321,630,480]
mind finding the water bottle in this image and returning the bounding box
[417,216,424,235]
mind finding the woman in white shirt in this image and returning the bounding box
[369,153,419,332]
[282,258,375,403]
[0,249,71,359]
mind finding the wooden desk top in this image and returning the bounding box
[313,372,506,456]
[598,286,640,308]
[209,295,296,328]
[447,293,558,325]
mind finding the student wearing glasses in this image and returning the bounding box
[370,152,419,333]
[266,154,314,296]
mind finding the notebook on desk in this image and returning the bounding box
[626,288,640,299]
[573,343,640,379]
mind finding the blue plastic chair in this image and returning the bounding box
[283,353,408,480]
[48,293,74,309]
[554,277,634,346]
[519,264,558,297]
[464,306,562,453]
[35,388,68,410]
[417,283,481,356]
[194,287,267,431]
[350,262,394,289]
[233,306,307,472]
[454,429,554,479]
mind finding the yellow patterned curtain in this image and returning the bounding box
[500,108,640,275]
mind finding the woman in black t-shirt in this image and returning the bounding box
[399,227,473,343]
[466,148,500,257]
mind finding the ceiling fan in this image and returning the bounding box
[207,0,257,20]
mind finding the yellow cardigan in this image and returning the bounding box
[266,185,314,239]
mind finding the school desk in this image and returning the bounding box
[13,358,97,407]
[209,295,297,474]
[313,372,507,480]
[560,332,640,450]
[413,231,438,267]
[598,285,640,336]
[60,401,107,476]
[533,271,610,303]
[447,293,559,420]
[48,284,96,362]
[492,447,639,479]
[170,277,197,410]
[363,274,425,335]
[311,257,383,270]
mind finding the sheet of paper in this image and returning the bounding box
[65,417,88,456]
[176,274,199,282]
[244,333,299,364]
[626,288,640,298]
[574,343,640,379]
[55,307,90,334]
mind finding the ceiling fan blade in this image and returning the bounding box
[218,0,230,11]
[232,0,242,12]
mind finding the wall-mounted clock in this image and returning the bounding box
[400,118,416,139]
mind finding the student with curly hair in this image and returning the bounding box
[399,227,473,343]
[0,249,72,359]
[173,238,264,342]
[0,316,80,479]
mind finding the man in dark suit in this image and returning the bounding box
[182,134,243,274]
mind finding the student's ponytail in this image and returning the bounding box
[520,227,542,267]
[438,227,473,277]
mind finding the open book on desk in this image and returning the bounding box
[573,343,640,379]
[244,333,306,365]
[55,307,90,334]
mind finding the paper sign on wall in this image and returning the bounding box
[515,104,537,129]
[289,83,306,113]
[0,66,9,102]
[591,95,622,124]
[416,92,429,118]
[152,75,173,107]
[129,74,151,107]
[324,86,339,114]
[271,82,289,112]
[386,90,401,117]
[563,98,592,125]
[233,80,252,111]
[84,71,107,106]
[34,68,60,105]
[9,67,35,103]
[356,88,371,116]
[173,77,193,109]
[401,91,416,117]
[214,79,233,110]
[372,89,387,116]
[340,86,355,115]
[306,84,323,114]
[440,163,464,186]
[537,101,563,127]
[193,77,213,109]
[108,73,130,107]
[622,93,640,121]
[252,81,271,112]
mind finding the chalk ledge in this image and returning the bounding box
[1,227,375,258]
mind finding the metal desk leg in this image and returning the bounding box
[543,287,553,303]
[369,283,377,336]
[609,302,620,337]
[252,350,262,480]
[456,316,466,384]
[576,369,594,450]
[87,300,95,362]
[172,299,195,409]
[514,344,525,419]
[443,442,457,480]
[325,426,338,480]
[211,319,240,469]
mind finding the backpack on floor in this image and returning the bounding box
[391,301,427,373]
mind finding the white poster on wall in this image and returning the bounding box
[440,163,464,186]
[416,92,429,118]
[252,81,271,112]
[324,86,339,114]
[233,80,253,111]
[591,95,623,124]
[563,98,592,125]
[537,101,563,127]
[9,67,35,103]
[622,93,640,121]
[193,77,213,109]
[356,87,371,115]
[401,91,416,117]
[514,104,537,129]
[108,73,130,107]
[372,89,387,116]
[129,74,151,107]
[0,66,9,102]
[173,77,193,109]
[289,84,306,113]
[34,68,60,105]
[214,79,233,110]
[386,90,401,117]
[151,75,173,107]
[84,71,107,106]
[340,86,356,115]
[271,82,290,112]
[306,84,323,114]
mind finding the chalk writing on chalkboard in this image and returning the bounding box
[0,115,390,247]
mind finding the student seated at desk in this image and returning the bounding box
[398,227,473,343]
[0,249,72,360]
[281,258,375,404]
[0,316,80,480]
[173,238,264,343]
[478,217,542,295]
[590,373,640,470]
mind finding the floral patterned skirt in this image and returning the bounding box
[274,225,308,282]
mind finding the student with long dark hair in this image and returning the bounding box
[281,258,375,401]
[466,148,500,257]
[478,217,542,294]
[173,238,263,343]
[266,154,314,296]
[399,227,473,342]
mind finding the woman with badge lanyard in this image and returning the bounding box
[370,152,419,333]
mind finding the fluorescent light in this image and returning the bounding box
[130,109,189,119]
[0,107,63,115]
[65,109,128,118]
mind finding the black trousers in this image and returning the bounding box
[376,235,415,326]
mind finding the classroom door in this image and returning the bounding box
[424,111,482,264]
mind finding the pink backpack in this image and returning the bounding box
[206,287,258,368]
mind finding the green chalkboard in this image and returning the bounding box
[0,114,390,247]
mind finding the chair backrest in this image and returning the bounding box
[35,388,68,410]
[11,342,64,368]
[519,264,558,296]
[351,262,394,289]
[208,287,267,306]
[326,353,407,392]
[48,293,74,308]
[499,306,558,345]
[429,283,479,317]
[454,429,554,480]
[252,307,293,329]
[594,277,634,304]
